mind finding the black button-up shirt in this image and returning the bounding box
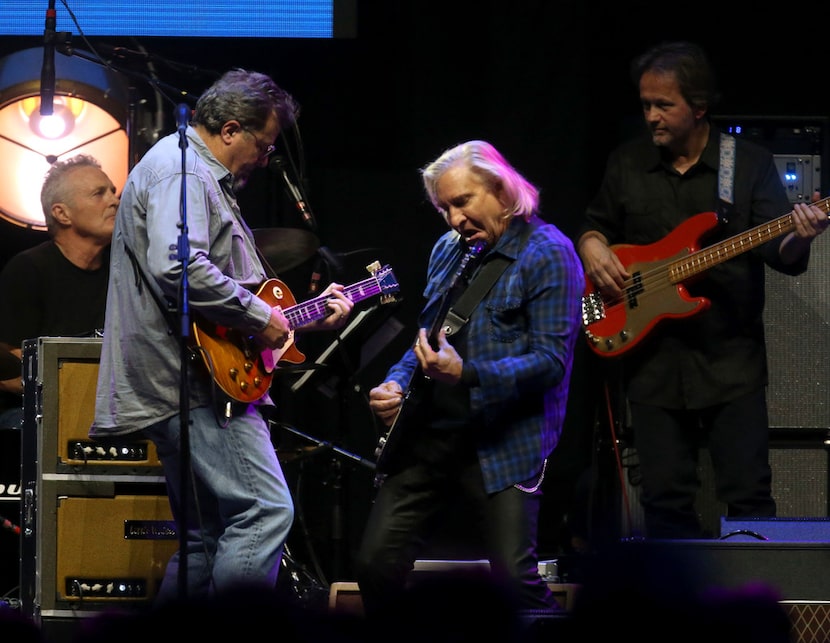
[578,125,808,409]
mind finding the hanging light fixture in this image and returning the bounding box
[0,47,131,230]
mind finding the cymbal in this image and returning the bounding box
[253,228,320,274]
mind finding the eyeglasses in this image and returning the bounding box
[242,128,276,158]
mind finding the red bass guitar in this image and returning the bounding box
[582,198,830,358]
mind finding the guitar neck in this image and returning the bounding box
[283,275,383,329]
[427,240,486,342]
[670,196,830,283]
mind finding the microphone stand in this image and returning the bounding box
[268,155,344,293]
[174,105,191,599]
[270,155,316,233]
[269,157,362,579]
[44,38,223,599]
[277,423,376,581]
[55,40,204,108]
[39,0,56,116]
[279,423,377,472]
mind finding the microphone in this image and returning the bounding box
[176,103,190,133]
[269,156,315,230]
[40,0,57,116]
[176,103,190,149]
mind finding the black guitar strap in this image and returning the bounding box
[124,242,180,337]
[441,218,536,337]
[440,257,510,337]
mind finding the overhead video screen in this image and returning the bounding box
[0,0,356,39]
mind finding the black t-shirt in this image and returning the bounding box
[0,241,109,413]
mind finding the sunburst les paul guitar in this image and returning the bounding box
[582,197,830,358]
[192,261,400,403]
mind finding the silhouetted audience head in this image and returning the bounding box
[4,547,794,643]
[0,603,43,643]
[568,540,792,643]
[362,568,527,643]
[72,584,366,643]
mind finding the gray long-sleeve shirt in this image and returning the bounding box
[91,128,273,436]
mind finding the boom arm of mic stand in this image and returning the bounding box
[331,443,377,470]
[57,43,203,105]
[275,422,376,471]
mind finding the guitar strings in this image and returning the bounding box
[283,274,386,327]
[605,197,830,308]
[598,210,804,311]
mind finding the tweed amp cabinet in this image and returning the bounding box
[20,337,176,632]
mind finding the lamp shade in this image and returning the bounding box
[0,48,130,230]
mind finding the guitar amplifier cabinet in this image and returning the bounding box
[20,337,176,624]
[21,337,162,474]
[619,431,830,540]
[27,481,176,615]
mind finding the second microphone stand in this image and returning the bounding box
[274,420,376,584]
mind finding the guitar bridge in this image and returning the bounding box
[581,292,605,326]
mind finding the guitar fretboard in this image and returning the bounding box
[284,276,384,328]
[670,196,830,283]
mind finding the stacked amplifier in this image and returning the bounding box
[20,337,176,632]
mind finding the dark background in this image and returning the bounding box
[1,1,828,585]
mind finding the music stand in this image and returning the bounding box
[274,301,403,581]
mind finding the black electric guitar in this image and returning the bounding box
[374,242,485,476]
[581,197,830,358]
[192,261,400,403]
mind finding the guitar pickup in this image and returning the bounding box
[626,271,644,308]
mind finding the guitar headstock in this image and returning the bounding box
[366,261,401,305]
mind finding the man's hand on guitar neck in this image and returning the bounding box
[255,282,355,350]
[779,200,830,265]
[578,232,630,299]
[297,282,355,332]
[413,328,463,385]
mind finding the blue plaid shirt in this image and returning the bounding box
[384,215,584,493]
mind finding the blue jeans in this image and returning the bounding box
[142,404,294,603]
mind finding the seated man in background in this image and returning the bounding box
[0,154,118,429]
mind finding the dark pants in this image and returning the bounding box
[355,427,555,617]
[630,388,776,539]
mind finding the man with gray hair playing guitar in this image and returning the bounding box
[356,140,583,619]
